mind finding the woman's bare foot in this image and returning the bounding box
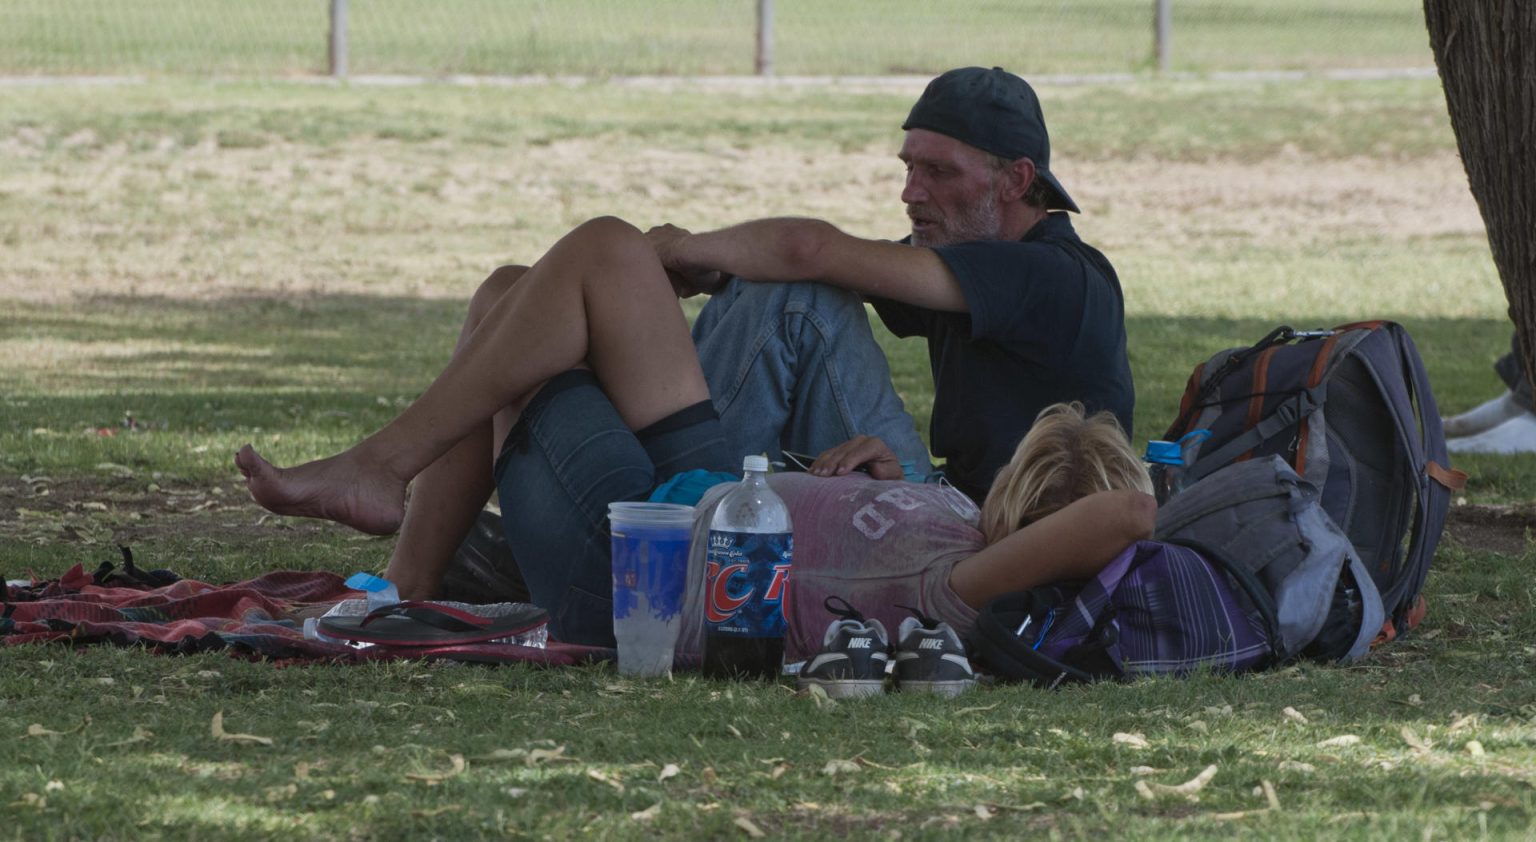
[235,445,407,536]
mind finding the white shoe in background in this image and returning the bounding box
[1442,390,1526,437]
[1447,412,1536,454]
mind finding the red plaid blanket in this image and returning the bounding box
[3,564,610,667]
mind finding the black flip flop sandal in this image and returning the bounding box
[318,600,548,646]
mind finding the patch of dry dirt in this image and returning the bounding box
[1442,503,1536,558]
[0,473,346,566]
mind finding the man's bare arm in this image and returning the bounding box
[647,218,968,312]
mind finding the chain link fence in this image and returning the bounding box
[3,0,1433,79]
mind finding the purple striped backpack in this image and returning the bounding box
[972,539,1278,688]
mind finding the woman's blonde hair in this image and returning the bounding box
[978,402,1153,545]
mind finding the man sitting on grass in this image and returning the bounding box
[648,65,1134,503]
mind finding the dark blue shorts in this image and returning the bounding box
[493,369,734,646]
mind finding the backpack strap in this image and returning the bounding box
[1184,383,1328,484]
[1379,324,1465,628]
[971,588,1122,688]
[1164,325,1298,439]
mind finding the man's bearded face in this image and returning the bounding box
[900,129,1009,248]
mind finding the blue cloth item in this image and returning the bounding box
[692,278,933,476]
[648,469,738,506]
[869,213,1134,502]
[493,370,735,647]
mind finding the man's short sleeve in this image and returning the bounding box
[868,294,937,339]
[932,240,1111,363]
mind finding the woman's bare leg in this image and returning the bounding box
[380,265,527,600]
[236,217,710,535]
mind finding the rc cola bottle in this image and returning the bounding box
[702,455,793,679]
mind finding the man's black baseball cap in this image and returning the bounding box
[902,66,1079,213]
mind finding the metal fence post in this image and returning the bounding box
[329,0,349,79]
[1153,0,1172,74]
[756,0,774,77]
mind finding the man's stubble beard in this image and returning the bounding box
[909,183,1005,249]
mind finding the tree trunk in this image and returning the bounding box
[1422,3,1536,390]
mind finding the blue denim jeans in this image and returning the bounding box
[494,371,735,646]
[692,279,932,476]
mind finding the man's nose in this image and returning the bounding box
[901,173,927,204]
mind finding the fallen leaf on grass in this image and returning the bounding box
[1282,707,1308,724]
[527,746,573,767]
[734,816,766,838]
[1317,735,1360,748]
[1130,766,1160,776]
[1113,732,1150,749]
[804,684,836,709]
[44,781,64,792]
[954,703,1000,715]
[210,712,272,746]
[1401,727,1432,754]
[1448,714,1479,734]
[405,754,466,783]
[9,793,46,809]
[1466,741,1486,757]
[1277,761,1315,774]
[411,805,462,818]
[901,717,929,740]
[821,759,860,777]
[631,802,662,822]
[106,727,154,748]
[658,763,681,782]
[973,804,994,820]
[24,716,90,739]
[471,748,528,763]
[587,769,624,792]
[1134,765,1218,802]
[1262,780,1281,810]
[769,763,789,780]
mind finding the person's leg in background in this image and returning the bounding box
[1447,332,1536,453]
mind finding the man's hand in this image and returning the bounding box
[645,224,725,297]
[809,435,905,481]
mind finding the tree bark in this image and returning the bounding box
[1422,3,1536,390]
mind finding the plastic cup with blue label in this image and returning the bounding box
[608,502,695,677]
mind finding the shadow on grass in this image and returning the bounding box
[2,294,1528,495]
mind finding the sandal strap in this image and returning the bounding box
[359,601,492,632]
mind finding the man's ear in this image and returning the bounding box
[999,158,1037,202]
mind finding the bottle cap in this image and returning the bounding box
[742,454,770,474]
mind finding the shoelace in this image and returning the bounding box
[896,603,943,631]
[822,595,869,625]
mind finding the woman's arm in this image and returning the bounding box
[948,489,1157,609]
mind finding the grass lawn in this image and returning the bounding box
[3,75,1535,839]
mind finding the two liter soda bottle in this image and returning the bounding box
[702,455,793,679]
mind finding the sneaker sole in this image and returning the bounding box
[896,679,975,697]
[797,677,886,699]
